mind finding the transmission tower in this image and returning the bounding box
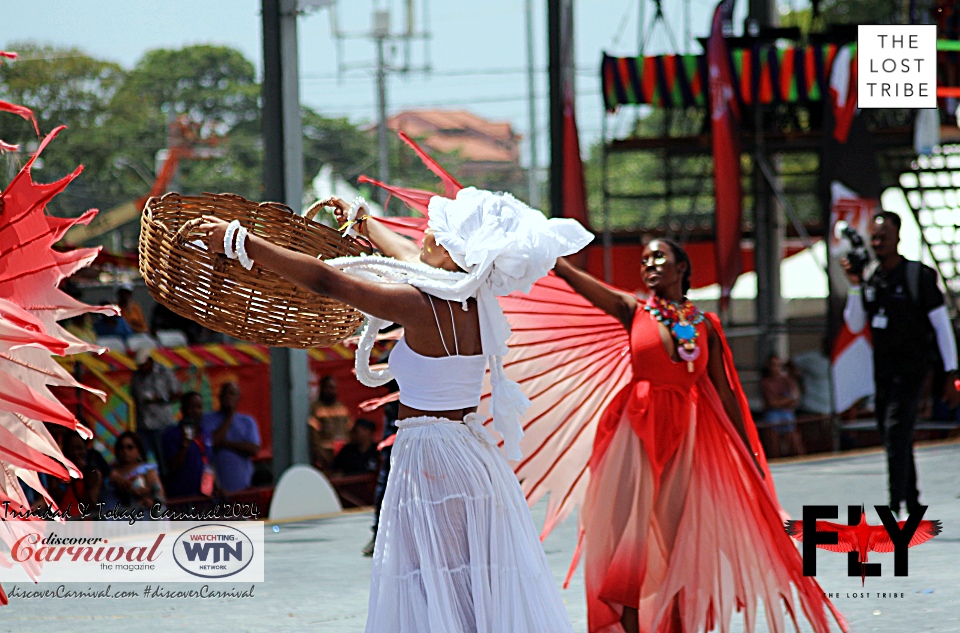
[326,1,433,207]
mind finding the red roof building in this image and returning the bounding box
[386,110,523,191]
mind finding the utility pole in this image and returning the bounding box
[263,0,309,476]
[748,0,784,365]
[547,0,563,219]
[374,10,390,205]
[525,0,540,208]
[328,1,432,212]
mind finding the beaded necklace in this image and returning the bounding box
[643,294,705,372]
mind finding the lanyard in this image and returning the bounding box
[193,436,210,466]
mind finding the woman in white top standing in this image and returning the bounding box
[198,187,591,633]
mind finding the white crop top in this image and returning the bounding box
[388,297,487,411]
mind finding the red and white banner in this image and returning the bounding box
[828,182,877,413]
[829,44,858,144]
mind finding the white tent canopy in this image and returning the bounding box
[307,164,384,219]
[686,186,930,318]
[687,240,829,303]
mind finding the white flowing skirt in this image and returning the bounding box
[365,413,573,633]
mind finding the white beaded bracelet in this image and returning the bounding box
[235,226,255,270]
[341,197,371,238]
[224,220,241,259]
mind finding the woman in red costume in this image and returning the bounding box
[553,239,847,633]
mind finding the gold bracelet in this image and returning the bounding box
[338,214,369,234]
[356,214,370,233]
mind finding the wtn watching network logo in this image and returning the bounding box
[784,505,941,585]
[173,524,256,579]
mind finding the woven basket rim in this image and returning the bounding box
[138,191,368,348]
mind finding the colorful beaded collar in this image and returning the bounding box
[643,294,705,372]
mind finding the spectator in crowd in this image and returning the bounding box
[94,303,134,346]
[842,211,960,519]
[103,431,165,511]
[202,382,261,493]
[308,375,353,471]
[163,392,218,499]
[52,433,103,518]
[760,353,805,458]
[129,343,181,480]
[332,418,379,476]
[116,282,148,333]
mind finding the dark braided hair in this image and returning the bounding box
[651,238,692,297]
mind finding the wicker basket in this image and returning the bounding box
[139,192,369,348]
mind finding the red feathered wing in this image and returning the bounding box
[785,518,942,553]
[785,520,864,553]
[871,520,942,551]
[1,62,114,603]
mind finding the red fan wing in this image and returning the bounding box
[478,273,632,539]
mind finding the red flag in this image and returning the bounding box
[708,1,742,309]
[828,45,858,144]
[562,96,590,228]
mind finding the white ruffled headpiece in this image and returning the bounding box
[327,187,593,460]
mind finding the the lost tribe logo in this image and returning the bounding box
[173,524,255,579]
[784,505,941,585]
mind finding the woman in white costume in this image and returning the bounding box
[198,187,591,633]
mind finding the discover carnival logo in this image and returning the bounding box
[173,524,255,579]
[0,521,264,583]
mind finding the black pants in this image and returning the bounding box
[372,415,399,534]
[874,372,924,514]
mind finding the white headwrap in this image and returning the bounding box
[327,187,593,460]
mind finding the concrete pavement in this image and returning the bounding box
[3,440,960,632]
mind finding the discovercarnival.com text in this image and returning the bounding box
[4,584,256,600]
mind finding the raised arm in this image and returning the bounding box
[705,320,765,478]
[198,216,425,327]
[323,196,421,263]
[553,257,637,330]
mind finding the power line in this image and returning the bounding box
[300,65,597,81]
[309,87,600,112]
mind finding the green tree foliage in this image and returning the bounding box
[112,45,263,202]
[814,0,900,25]
[1,40,503,242]
[0,43,128,216]
[0,42,387,247]
[118,45,260,131]
[302,107,375,185]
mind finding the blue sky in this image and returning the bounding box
[4,0,765,168]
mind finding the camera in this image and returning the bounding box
[834,221,870,276]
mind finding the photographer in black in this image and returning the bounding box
[841,211,960,519]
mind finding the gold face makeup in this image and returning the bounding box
[641,253,668,267]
